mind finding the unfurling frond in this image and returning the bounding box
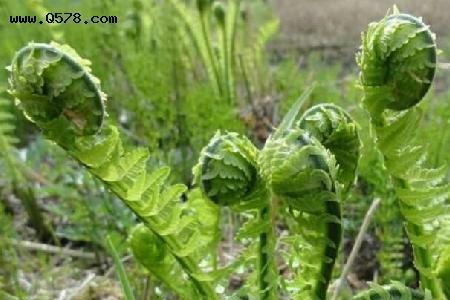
[194,131,260,207]
[9,42,218,300]
[261,128,338,213]
[297,103,360,191]
[8,42,106,140]
[357,10,448,300]
[258,97,360,300]
[357,12,436,121]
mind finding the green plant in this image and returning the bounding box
[259,99,360,299]
[0,89,54,242]
[8,41,220,299]
[7,40,363,299]
[0,203,24,298]
[356,7,449,300]
[6,8,449,299]
[169,0,241,103]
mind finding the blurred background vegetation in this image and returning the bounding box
[0,0,449,299]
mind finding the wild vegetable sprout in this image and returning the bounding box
[357,8,449,300]
[4,6,449,300]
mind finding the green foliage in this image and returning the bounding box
[437,246,450,297]
[0,88,55,242]
[352,282,431,300]
[3,2,450,299]
[128,223,198,298]
[357,8,449,300]
[260,97,360,300]
[168,0,241,103]
[0,204,24,298]
[107,235,137,300]
[8,42,221,299]
[0,90,19,185]
[274,54,344,116]
[7,40,364,299]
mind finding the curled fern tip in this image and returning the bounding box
[8,42,106,139]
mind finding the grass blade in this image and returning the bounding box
[106,235,137,300]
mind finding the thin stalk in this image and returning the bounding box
[142,276,152,300]
[199,9,222,96]
[332,198,381,300]
[167,0,221,96]
[314,197,342,300]
[220,22,231,103]
[238,53,253,106]
[225,0,241,103]
[393,176,446,300]
[258,191,277,300]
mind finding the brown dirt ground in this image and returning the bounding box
[272,0,450,57]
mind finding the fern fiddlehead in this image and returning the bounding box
[357,11,437,124]
[297,103,360,192]
[194,91,361,299]
[8,42,106,139]
[8,42,219,299]
[261,127,339,300]
[194,131,260,207]
[194,130,278,299]
[259,100,360,300]
[357,9,448,300]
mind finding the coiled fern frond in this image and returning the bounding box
[193,86,361,299]
[8,42,219,299]
[357,9,449,300]
[258,98,360,300]
[193,131,260,207]
[194,129,276,299]
[261,127,340,300]
[297,103,360,192]
[356,9,436,123]
[8,42,106,139]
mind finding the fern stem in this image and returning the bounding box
[199,9,222,96]
[100,180,219,300]
[227,0,240,103]
[388,169,445,300]
[220,22,231,103]
[406,222,445,300]
[258,193,277,300]
[238,53,253,105]
[315,197,342,300]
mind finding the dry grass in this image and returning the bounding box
[272,0,450,54]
